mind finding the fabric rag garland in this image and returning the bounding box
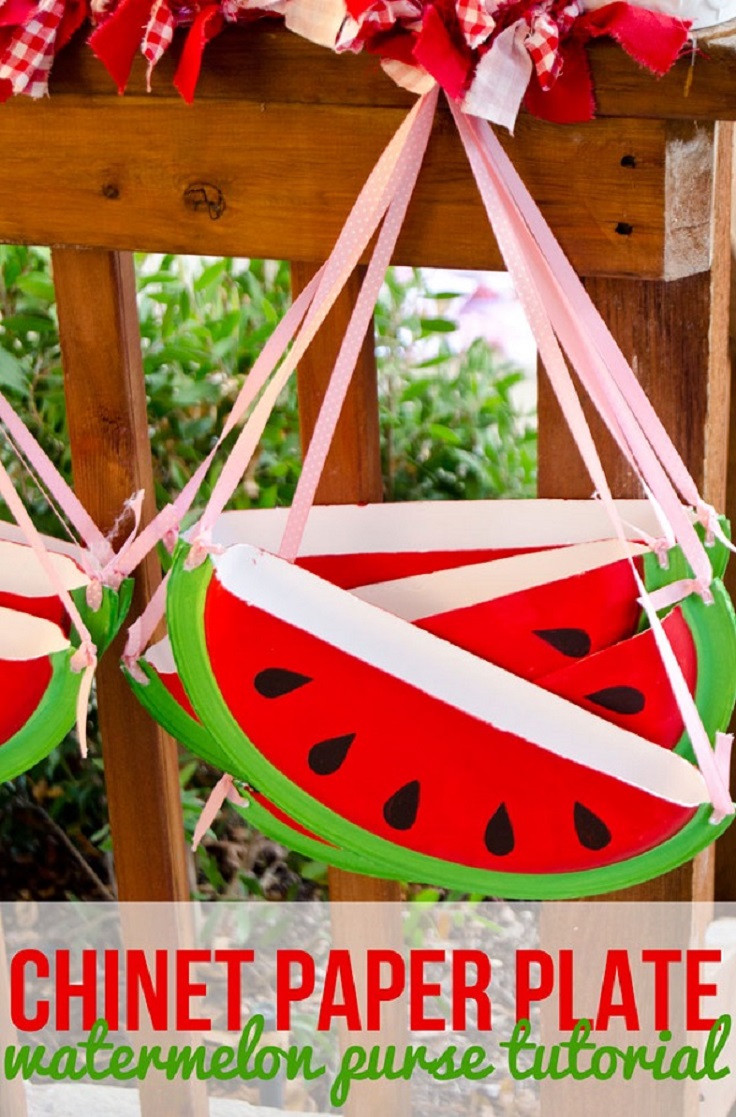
[0,0,692,128]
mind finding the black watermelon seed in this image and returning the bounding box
[254,667,312,699]
[586,686,645,715]
[534,628,592,658]
[308,733,356,776]
[484,804,515,857]
[574,802,612,851]
[383,781,420,831]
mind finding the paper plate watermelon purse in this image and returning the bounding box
[0,400,135,783]
[125,89,736,898]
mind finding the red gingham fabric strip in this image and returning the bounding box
[0,0,65,97]
[557,0,582,35]
[337,0,422,52]
[142,0,175,88]
[456,0,495,49]
[525,8,562,90]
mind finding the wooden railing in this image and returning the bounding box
[1,20,735,1115]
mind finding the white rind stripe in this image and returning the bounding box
[212,545,709,810]
[0,537,88,597]
[353,538,647,620]
[0,606,70,660]
[145,636,177,676]
[209,499,673,558]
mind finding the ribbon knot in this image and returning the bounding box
[79,489,144,597]
[650,536,671,570]
[163,527,180,555]
[85,575,104,612]
[122,654,149,686]
[192,773,250,851]
[185,530,223,570]
[70,640,98,760]
[121,616,150,683]
[692,574,714,604]
[696,500,718,546]
[70,640,97,674]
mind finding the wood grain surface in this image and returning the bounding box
[0,99,709,279]
[53,248,192,905]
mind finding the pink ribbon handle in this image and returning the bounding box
[195,87,440,547]
[116,266,325,582]
[451,100,732,819]
[0,390,112,566]
[0,456,97,757]
[470,113,722,551]
[458,108,714,597]
[279,86,439,561]
[124,87,440,663]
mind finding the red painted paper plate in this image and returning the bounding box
[0,532,133,783]
[160,500,736,898]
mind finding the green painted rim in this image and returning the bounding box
[126,659,231,771]
[672,583,736,764]
[71,579,134,654]
[642,518,731,592]
[168,542,735,899]
[126,659,403,878]
[0,649,82,784]
[0,581,131,785]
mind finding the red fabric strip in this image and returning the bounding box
[524,37,595,123]
[578,3,690,75]
[57,0,88,52]
[0,0,37,28]
[412,2,472,100]
[173,4,225,103]
[346,0,377,16]
[88,0,155,93]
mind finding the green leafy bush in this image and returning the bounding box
[0,247,536,899]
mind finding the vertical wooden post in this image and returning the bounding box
[291,259,398,904]
[292,261,409,1117]
[720,135,736,902]
[537,123,732,1117]
[538,123,733,905]
[53,247,190,905]
[53,248,209,1117]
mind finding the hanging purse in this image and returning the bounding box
[125,89,736,898]
[0,399,135,782]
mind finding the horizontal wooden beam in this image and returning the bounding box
[46,21,736,122]
[0,91,714,278]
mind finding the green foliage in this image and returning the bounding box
[377,268,536,502]
[0,247,537,899]
[137,255,300,514]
